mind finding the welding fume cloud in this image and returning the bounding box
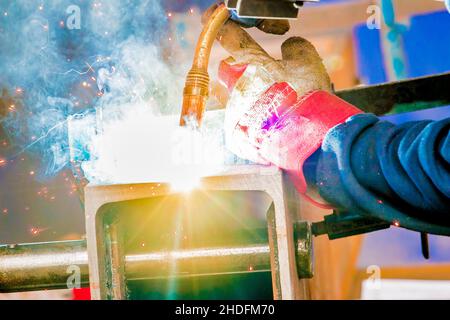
[0,0,226,187]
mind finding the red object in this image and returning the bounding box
[72,288,91,300]
[234,83,362,197]
[218,59,248,92]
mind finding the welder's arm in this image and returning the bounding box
[304,114,450,232]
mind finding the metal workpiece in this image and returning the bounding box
[1,166,315,297]
[4,175,311,298]
[85,166,310,300]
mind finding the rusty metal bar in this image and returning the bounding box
[1,221,313,294]
[0,240,277,293]
[0,240,89,293]
[126,245,270,281]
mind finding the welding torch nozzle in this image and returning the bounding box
[180,68,210,126]
[179,4,230,127]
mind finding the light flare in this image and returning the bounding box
[70,105,227,188]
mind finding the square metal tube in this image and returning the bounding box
[85,165,310,300]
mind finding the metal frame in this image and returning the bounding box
[336,72,450,115]
[84,165,310,300]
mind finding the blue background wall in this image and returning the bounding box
[353,10,450,84]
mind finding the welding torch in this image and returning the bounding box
[179,1,309,126]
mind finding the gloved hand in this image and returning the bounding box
[206,5,362,196]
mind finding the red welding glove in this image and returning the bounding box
[208,10,362,198]
[227,81,362,196]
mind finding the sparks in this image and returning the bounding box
[30,227,49,236]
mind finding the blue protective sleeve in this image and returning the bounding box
[304,114,450,233]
